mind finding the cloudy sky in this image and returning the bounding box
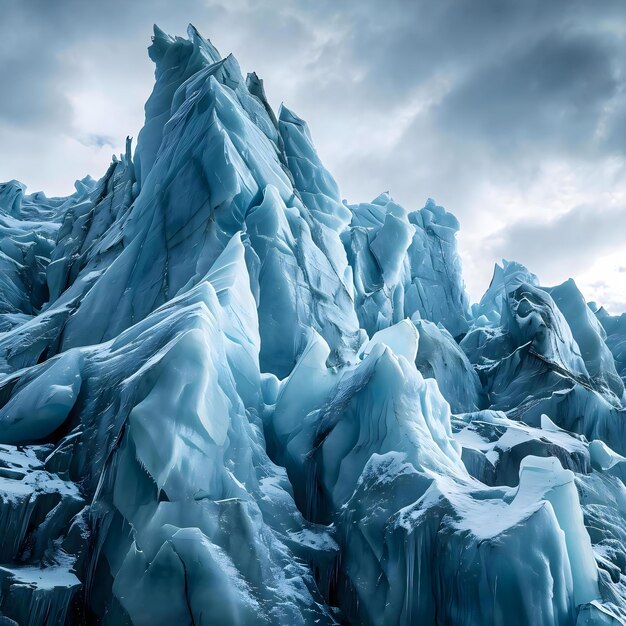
[1,0,626,311]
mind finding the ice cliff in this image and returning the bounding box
[0,25,625,625]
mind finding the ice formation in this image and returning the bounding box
[0,25,625,625]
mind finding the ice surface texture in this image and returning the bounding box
[0,24,625,626]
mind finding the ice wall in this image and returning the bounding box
[0,23,624,626]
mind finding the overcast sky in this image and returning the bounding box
[1,0,625,311]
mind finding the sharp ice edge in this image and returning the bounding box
[0,24,624,626]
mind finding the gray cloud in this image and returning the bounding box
[0,7,74,128]
[435,30,619,156]
[76,134,116,149]
[486,202,626,281]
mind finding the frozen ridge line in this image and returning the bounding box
[0,24,625,625]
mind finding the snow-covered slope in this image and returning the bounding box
[0,25,625,626]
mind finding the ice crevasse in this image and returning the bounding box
[0,24,625,625]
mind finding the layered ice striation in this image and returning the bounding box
[0,24,625,626]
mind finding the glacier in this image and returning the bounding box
[0,24,625,625]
